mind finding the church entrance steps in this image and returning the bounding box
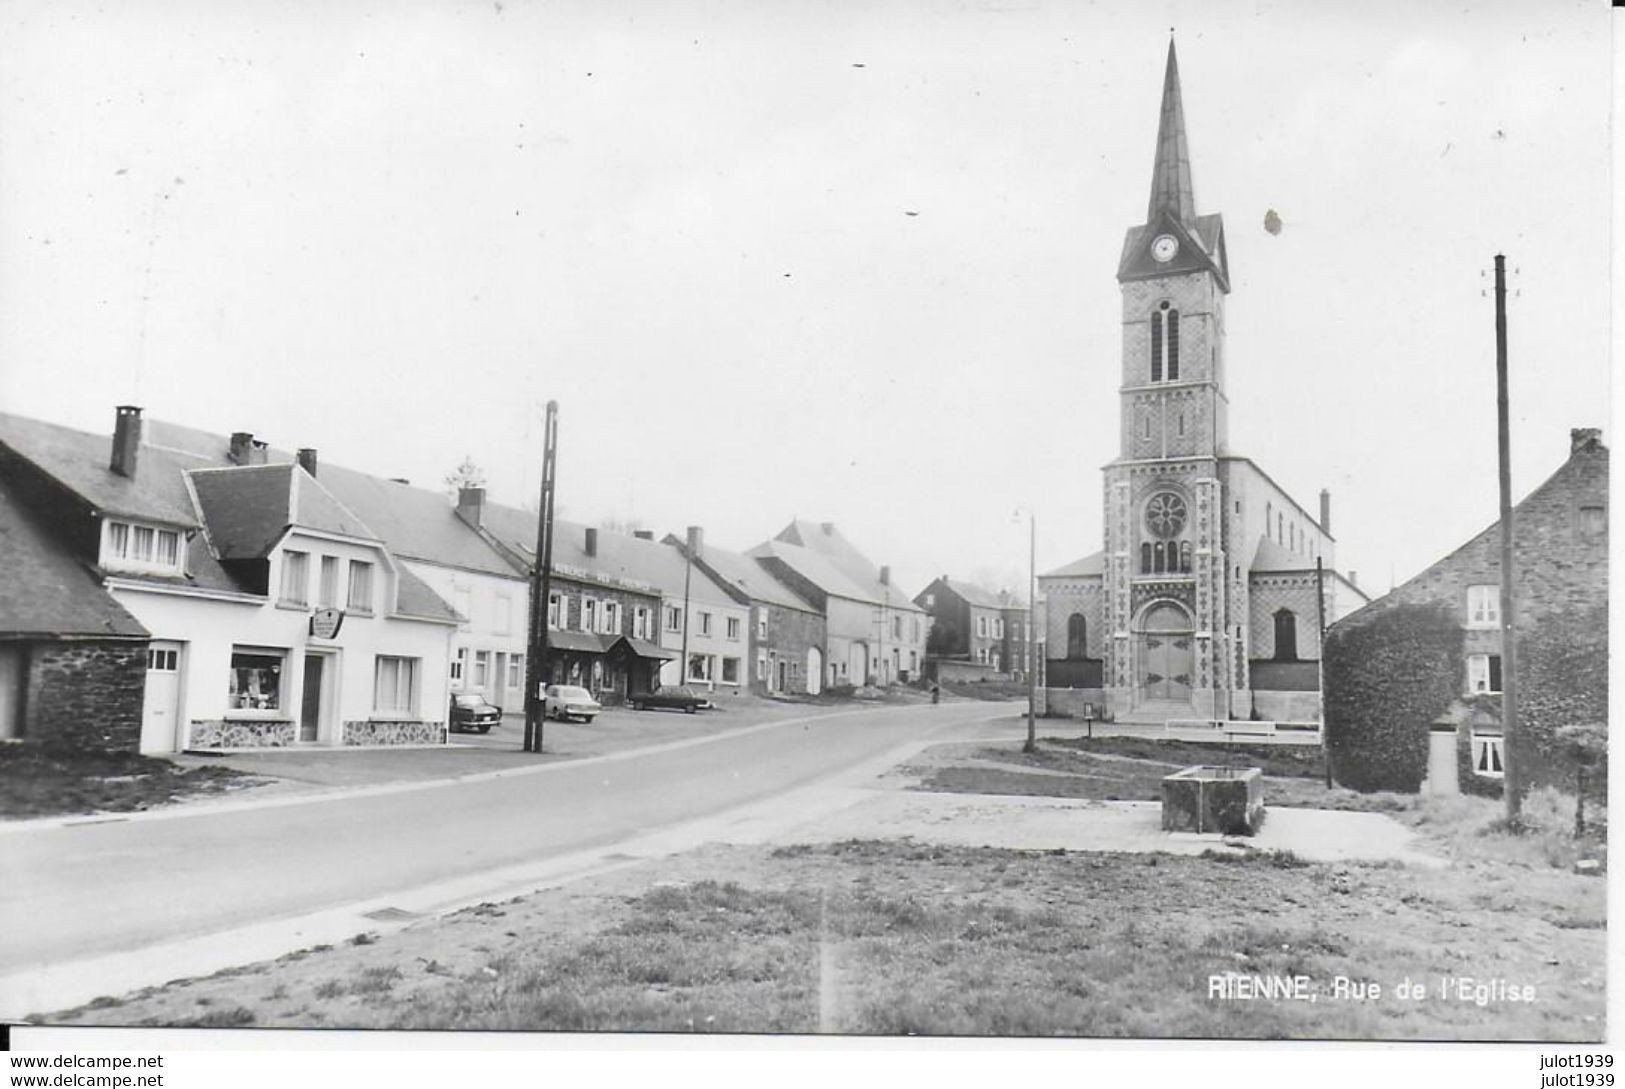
[1116,699,1192,725]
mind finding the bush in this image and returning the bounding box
[1323,602,1463,793]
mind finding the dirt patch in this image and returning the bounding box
[48,835,1604,1040]
[0,747,264,820]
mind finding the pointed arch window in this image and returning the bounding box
[1273,609,1299,661]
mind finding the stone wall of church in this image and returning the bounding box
[1040,574,1105,660]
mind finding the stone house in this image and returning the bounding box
[664,529,827,697]
[915,577,1010,681]
[0,407,461,753]
[0,474,151,749]
[1329,428,1608,790]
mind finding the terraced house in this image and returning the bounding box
[0,407,459,753]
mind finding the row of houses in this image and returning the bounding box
[0,406,928,754]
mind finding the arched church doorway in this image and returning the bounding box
[1138,602,1193,701]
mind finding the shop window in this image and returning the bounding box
[688,654,712,681]
[228,648,285,713]
[374,656,419,715]
[722,657,740,684]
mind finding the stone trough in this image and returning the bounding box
[1161,765,1265,835]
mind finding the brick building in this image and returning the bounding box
[1040,41,1365,724]
[1329,429,1608,788]
[916,577,1010,681]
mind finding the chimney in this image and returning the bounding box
[110,405,142,478]
[229,432,254,465]
[1571,427,1603,454]
[296,448,318,478]
[1319,488,1331,535]
[633,530,655,540]
[455,486,485,528]
[879,565,891,586]
[686,525,704,556]
[584,527,598,556]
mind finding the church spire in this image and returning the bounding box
[1147,38,1196,227]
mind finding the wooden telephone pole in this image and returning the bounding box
[523,401,559,755]
[1493,255,1522,820]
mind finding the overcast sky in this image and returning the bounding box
[0,0,1610,601]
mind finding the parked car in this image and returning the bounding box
[449,691,502,733]
[544,684,602,723]
[627,685,711,714]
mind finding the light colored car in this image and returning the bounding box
[544,684,602,723]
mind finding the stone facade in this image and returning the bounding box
[544,575,664,699]
[753,602,826,696]
[342,719,448,745]
[21,640,147,750]
[187,718,297,749]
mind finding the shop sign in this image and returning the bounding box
[310,608,345,640]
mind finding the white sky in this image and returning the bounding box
[0,0,1610,601]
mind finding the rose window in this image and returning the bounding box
[1144,492,1187,539]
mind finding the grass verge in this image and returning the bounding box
[0,745,260,819]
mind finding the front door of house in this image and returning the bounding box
[1139,604,1193,702]
[300,653,324,742]
[777,660,789,692]
[140,642,183,752]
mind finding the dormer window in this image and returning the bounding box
[102,518,182,575]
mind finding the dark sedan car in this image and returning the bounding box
[627,685,711,713]
[449,691,502,733]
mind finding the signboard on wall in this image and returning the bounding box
[310,608,345,640]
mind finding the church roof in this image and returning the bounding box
[1248,535,1313,573]
[1040,550,1105,579]
[1148,39,1196,227]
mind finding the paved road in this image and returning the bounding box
[0,700,1013,985]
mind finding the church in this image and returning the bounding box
[1040,41,1367,725]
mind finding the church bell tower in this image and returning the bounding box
[1101,40,1235,721]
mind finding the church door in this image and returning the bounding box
[1139,603,1193,701]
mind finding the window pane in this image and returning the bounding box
[228,650,284,711]
[132,525,155,561]
[348,561,373,611]
[281,551,309,605]
[319,556,338,607]
[157,530,179,567]
[108,521,129,558]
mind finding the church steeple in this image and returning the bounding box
[1147,39,1196,228]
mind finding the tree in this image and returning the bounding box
[443,456,486,496]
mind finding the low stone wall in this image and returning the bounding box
[1251,689,1321,724]
[343,719,448,746]
[188,719,297,749]
[1042,687,1108,719]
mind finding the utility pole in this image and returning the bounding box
[1024,510,1037,754]
[1494,254,1522,821]
[679,533,693,690]
[1316,555,1330,788]
[523,401,559,755]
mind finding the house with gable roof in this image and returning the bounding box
[750,520,928,688]
[0,406,460,752]
[915,577,1011,681]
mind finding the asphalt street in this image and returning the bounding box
[0,699,1013,987]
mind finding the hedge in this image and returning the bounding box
[1323,602,1463,793]
[1515,602,1608,804]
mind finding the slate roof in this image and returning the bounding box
[942,579,1005,610]
[477,501,732,605]
[317,466,521,578]
[0,476,148,639]
[672,537,816,612]
[0,411,202,527]
[1040,550,1105,579]
[1248,536,1313,574]
[767,519,924,611]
